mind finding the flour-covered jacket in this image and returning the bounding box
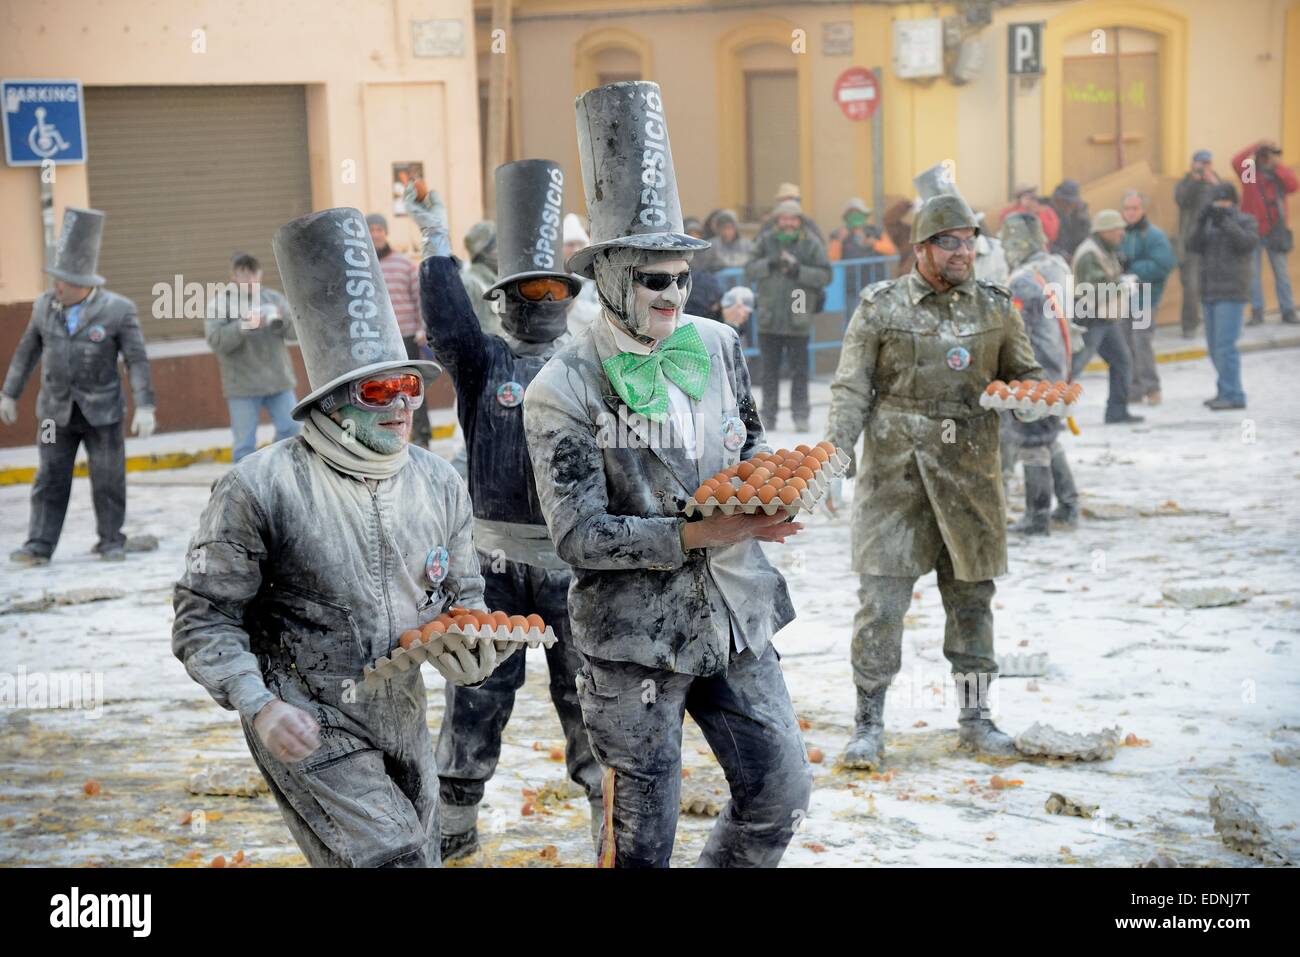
[523,314,794,676]
[172,438,484,744]
[2,288,154,427]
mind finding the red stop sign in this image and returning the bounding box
[834,67,880,122]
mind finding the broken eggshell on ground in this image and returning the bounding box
[363,622,557,684]
[683,446,850,518]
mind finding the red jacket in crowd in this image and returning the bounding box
[1232,141,1298,238]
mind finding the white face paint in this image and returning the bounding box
[632,258,689,342]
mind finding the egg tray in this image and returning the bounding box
[363,623,556,685]
[682,448,850,519]
[979,390,1080,417]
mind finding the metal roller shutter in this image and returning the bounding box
[84,85,312,339]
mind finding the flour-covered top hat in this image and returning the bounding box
[47,206,107,287]
[487,159,580,298]
[272,207,441,420]
[566,81,709,279]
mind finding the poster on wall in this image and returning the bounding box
[392,161,424,216]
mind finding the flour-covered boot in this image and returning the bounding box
[1011,465,1052,536]
[839,687,887,770]
[956,708,1018,757]
[439,802,480,862]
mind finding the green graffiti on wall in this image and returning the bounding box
[1064,79,1147,107]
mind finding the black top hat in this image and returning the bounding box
[47,207,107,287]
[272,207,441,420]
[487,159,581,299]
[566,81,709,279]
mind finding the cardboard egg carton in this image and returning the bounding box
[363,623,556,685]
[682,447,851,519]
[979,380,1080,418]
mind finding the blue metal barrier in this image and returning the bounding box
[714,255,899,371]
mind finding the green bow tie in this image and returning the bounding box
[602,322,711,421]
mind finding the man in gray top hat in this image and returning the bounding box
[407,160,603,861]
[524,81,812,867]
[2,206,156,565]
[173,206,509,867]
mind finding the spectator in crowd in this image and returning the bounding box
[684,263,723,321]
[1070,209,1142,424]
[744,199,832,431]
[883,198,916,277]
[562,213,602,330]
[696,209,752,272]
[205,252,300,462]
[973,211,1008,284]
[1231,141,1297,325]
[828,197,896,261]
[758,182,824,245]
[684,216,707,240]
[718,284,754,338]
[1119,190,1176,405]
[369,213,431,448]
[1175,149,1220,337]
[1187,182,1259,410]
[1049,179,1091,260]
[459,220,501,335]
[999,185,1060,245]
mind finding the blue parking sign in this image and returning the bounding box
[3,79,87,166]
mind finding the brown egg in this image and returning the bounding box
[737,461,757,481]
[1007,380,1022,391]
[811,447,829,463]
[454,613,478,630]
[794,466,815,481]
[399,629,422,650]
[695,487,713,504]
[472,610,495,627]
[756,484,778,504]
[795,444,812,454]
[773,465,793,481]
[736,483,757,503]
[449,606,470,617]
[985,381,1004,395]
[492,611,512,629]
[778,485,800,505]
[816,440,835,453]
[712,472,732,486]
[509,614,529,631]
[786,476,807,492]
[526,613,545,631]
[721,465,740,479]
[435,613,454,626]
[765,476,786,490]
[421,620,447,639]
[750,467,771,484]
[801,454,821,471]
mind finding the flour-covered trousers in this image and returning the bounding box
[851,545,998,697]
[242,665,441,868]
[26,402,126,557]
[436,557,601,808]
[576,643,812,868]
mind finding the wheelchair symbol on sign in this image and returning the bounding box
[27,108,71,160]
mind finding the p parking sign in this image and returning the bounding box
[2,79,87,166]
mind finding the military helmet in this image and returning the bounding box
[910,194,980,245]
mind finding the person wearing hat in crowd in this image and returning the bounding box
[1000,212,1080,533]
[524,81,812,867]
[1231,140,1297,326]
[758,181,824,245]
[1175,149,1221,338]
[460,220,501,335]
[1119,190,1176,406]
[173,207,507,867]
[1070,209,1144,424]
[1187,182,1259,410]
[1048,179,1091,260]
[828,197,896,262]
[744,198,832,432]
[403,160,604,862]
[719,284,754,336]
[205,251,300,462]
[696,209,752,273]
[998,184,1059,245]
[2,206,156,565]
[825,193,1046,771]
[368,212,431,448]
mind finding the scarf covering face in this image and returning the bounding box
[602,321,710,421]
[500,292,571,343]
[592,246,694,339]
[301,406,409,480]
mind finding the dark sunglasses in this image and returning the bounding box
[929,234,977,252]
[633,268,691,292]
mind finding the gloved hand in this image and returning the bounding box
[131,406,156,439]
[403,182,452,259]
[780,250,800,277]
[429,630,515,686]
[253,700,322,763]
[0,395,17,426]
[1014,405,1051,423]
